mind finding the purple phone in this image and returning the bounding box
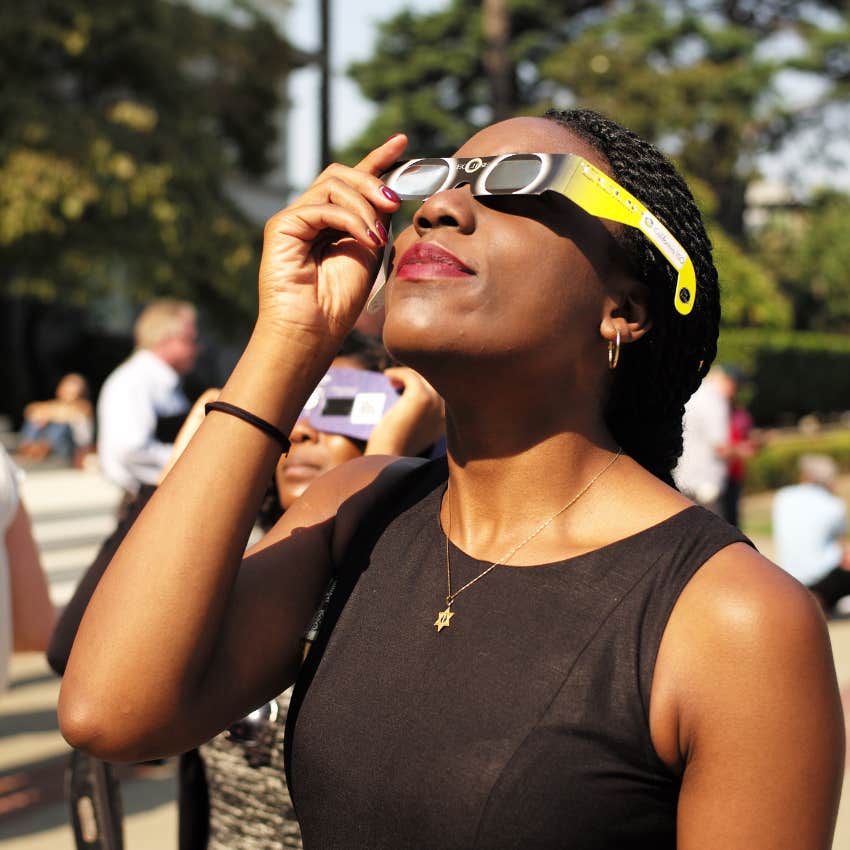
[300,368,400,441]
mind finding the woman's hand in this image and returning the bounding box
[257,135,406,344]
[365,367,445,458]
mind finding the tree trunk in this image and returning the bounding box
[483,0,512,121]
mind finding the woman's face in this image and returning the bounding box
[382,117,633,389]
[57,374,86,402]
[275,356,368,510]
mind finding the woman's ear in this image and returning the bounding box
[599,284,652,346]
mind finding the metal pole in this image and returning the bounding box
[319,0,332,168]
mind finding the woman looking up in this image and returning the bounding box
[59,110,843,849]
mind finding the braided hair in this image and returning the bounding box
[544,108,721,485]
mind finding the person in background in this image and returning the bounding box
[720,366,761,528]
[773,453,850,613]
[49,329,444,850]
[0,447,55,691]
[17,373,94,465]
[96,299,198,498]
[673,365,735,516]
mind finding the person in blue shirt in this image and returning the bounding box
[773,453,850,612]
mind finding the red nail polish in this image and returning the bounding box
[381,186,401,204]
[367,228,380,246]
[375,220,388,241]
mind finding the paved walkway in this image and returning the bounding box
[2,463,850,847]
[1,462,178,848]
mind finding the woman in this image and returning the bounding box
[49,329,442,850]
[18,373,94,464]
[60,109,844,848]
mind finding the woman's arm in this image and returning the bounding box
[58,135,408,763]
[652,544,844,849]
[6,501,55,652]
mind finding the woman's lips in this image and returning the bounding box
[395,242,473,280]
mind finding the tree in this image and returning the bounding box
[343,0,602,161]
[758,190,850,331]
[0,0,304,332]
[343,0,846,330]
[538,0,850,237]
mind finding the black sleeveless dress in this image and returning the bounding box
[285,458,749,849]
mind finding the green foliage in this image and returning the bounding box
[347,1,849,231]
[343,0,603,162]
[757,191,850,331]
[0,0,302,333]
[537,1,843,237]
[744,429,850,493]
[344,0,849,333]
[717,328,850,424]
[710,225,792,328]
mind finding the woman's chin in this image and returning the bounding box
[382,299,456,356]
[278,478,312,510]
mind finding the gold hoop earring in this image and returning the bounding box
[608,329,621,370]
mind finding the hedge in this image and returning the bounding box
[716,329,850,425]
[743,429,850,493]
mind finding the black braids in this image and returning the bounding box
[543,108,721,484]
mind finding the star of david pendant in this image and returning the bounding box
[434,605,454,632]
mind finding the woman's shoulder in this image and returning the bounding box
[675,541,826,644]
[650,542,844,844]
[651,540,838,770]
[270,454,437,564]
[664,541,830,687]
[328,455,440,562]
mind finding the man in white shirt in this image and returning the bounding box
[97,299,199,495]
[773,453,850,612]
[673,366,734,515]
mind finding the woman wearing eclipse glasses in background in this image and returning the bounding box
[49,329,443,850]
[59,109,843,849]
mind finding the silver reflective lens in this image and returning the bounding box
[484,155,542,194]
[395,161,450,197]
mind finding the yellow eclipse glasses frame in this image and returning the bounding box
[377,152,696,316]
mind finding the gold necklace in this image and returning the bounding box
[434,448,623,632]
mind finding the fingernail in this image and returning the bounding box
[375,220,388,241]
[384,133,403,144]
[381,186,401,204]
[367,228,381,246]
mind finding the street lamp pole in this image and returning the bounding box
[319,0,332,168]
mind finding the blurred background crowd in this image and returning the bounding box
[2,0,850,847]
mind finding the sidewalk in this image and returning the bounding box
[1,461,178,848]
[0,655,178,850]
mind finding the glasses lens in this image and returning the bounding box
[484,155,542,194]
[394,160,450,198]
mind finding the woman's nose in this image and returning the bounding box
[413,186,476,236]
[289,418,320,444]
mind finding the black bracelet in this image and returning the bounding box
[204,401,291,453]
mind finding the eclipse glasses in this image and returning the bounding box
[299,367,400,441]
[370,152,696,316]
